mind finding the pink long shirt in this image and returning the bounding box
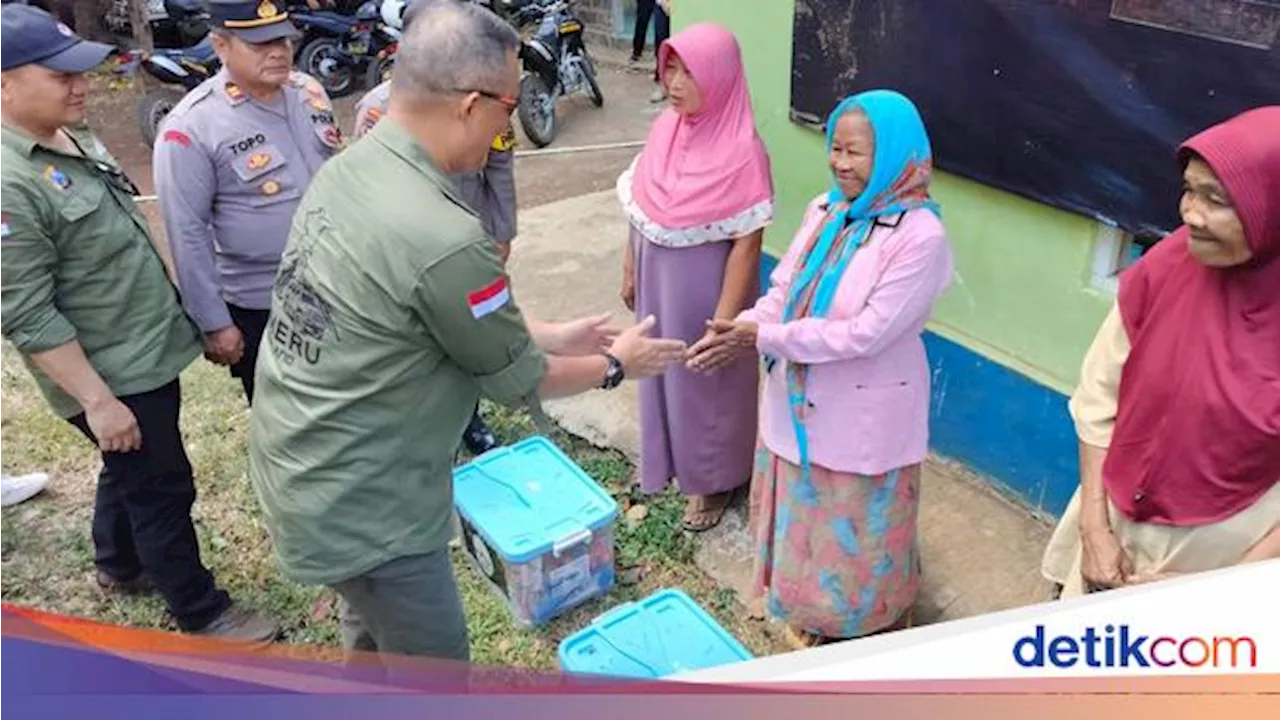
[739,195,954,476]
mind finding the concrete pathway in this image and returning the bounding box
[508,190,1058,628]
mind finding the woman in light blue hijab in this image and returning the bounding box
[690,90,953,647]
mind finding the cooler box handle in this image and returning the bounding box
[552,527,592,557]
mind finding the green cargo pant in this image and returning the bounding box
[332,548,470,665]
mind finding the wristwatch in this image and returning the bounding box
[601,353,625,390]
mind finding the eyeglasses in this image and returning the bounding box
[456,88,519,114]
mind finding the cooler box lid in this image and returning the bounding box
[558,589,753,678]
[453,436,617,564]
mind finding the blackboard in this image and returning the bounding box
[790,0,1280,236]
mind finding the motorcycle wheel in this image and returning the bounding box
[579,53,604,108]
[366,54,394,89]
[138,88,184,148]
[299,38,356,99]
[517,72,557,148]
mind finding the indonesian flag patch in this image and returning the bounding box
[467,276,511,319]
[1,213,10,239]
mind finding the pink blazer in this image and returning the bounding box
[739,195,954,476]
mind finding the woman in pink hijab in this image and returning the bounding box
[618,23,774,531]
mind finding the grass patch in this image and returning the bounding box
[1,346,789,669]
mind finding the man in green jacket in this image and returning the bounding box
[248,0,686,667]
[0,4,276,642]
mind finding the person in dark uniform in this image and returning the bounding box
[152,0,343,404]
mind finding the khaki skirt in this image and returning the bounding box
[1042,481,1280,598]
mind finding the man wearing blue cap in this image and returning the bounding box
[1,3,279,643]
[153,0,343,404]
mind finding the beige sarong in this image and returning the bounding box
[1042,481,1280,598]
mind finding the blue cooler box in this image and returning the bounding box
[453,436,618,627]
[558,589,753,678]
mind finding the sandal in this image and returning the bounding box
[682,488,738,533]
[783,625,828,650]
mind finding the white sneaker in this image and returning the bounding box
[2,472,49,508]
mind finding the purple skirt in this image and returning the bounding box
[631,226,760,496]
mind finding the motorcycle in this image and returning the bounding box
[288,0,396,98]
[104,0,207,48]
[506,0,603,148]
[368,0,408,86]
[112,0,219,147]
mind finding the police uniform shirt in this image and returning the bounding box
[153,68,344,334]
[353,80,519,245]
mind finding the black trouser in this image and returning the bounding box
[68,380,232,631]
[652,6,670,82]
[227,304,270,404]
[632,0,657,60]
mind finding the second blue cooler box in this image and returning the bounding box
[558,588,753,678]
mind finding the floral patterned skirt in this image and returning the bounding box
[749,443,922,639]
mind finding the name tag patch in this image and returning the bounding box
[229,133,267,156]
[467,276,511,319]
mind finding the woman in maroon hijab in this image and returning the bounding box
[1043,106,1280,597]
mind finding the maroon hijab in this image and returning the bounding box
[1104,106,1280,526]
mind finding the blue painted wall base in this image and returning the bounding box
[760,254,1078,518]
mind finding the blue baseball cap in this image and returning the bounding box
[1,4,115,73]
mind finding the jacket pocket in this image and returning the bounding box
[58,179,105,223]
[847,381,923,464]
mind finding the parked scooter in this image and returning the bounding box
[505,0,603,148]
[288,0,395,98]
[113,0,219,147]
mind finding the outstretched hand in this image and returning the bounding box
[609,315,687,380]
[686,318,758,373]
[546,313,623,356]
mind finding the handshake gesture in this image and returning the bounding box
[547,313,756,380]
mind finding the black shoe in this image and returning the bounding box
[191,603,280,646]
[462,414,499,456]
[95,570,157,596]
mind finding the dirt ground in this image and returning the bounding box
[92,54,662,244]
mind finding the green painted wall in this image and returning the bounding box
[673,0,1115,393]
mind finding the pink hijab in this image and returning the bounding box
[629,23,774,230]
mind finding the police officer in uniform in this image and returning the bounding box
[153,0,344,404]
[1,4,278,642]
[354,0,518,456]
